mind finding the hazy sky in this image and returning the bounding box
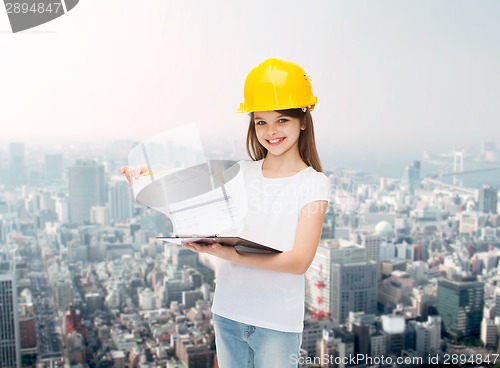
[1,0,499,162]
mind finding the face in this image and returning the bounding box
[253,110,305,157]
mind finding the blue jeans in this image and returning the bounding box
[213,314,302,368]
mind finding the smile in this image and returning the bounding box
[266,137,285,146]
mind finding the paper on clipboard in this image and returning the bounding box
[128,124,247,236]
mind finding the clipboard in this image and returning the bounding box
[156,235,282,254]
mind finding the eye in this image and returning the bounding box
[278,118,289,123]
[255,120,266,126]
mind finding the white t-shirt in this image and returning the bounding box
[211,159,329,333]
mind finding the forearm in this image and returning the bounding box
[183,201,327,274]
[226,202,326,274]
[229,249,310,275]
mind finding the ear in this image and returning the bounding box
[300,119,306,131]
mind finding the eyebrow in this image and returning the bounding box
[253,114,288,121]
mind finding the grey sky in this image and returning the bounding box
[0,0,499,162]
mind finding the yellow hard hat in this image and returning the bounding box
[237,57,318,113]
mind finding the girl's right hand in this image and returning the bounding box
[118,165,149,185]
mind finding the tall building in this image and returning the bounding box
[401,160,420,195]
[108,179,134,224]
[55,278,74,313]
[331,261,378,323]
[315,330,337,368]
[0,260,21,368]
[8,142,25,188]
[44,153,64,183]
[348,312,376,356]
[480,318,498,349]
[412,316,441,355]
[324,245,378,323]
[19,316,37,352]
[64,305,85,345]
[68,160,106,224]
[138,288,156,310]
[370,331,386,358]
[0,218,11,244]
[359,233,382,264]
[381,315,406,356]
[67,332,86,365]
[306,243,333,319]
[306,242,367,319]
[90,206,109,226]
[493,287,500,318]
[55,195,69,224]
[411,286,436,320]
[18,293,37,354]
[302,318,336,358]
[437,275,484,341]
[478,186,498,214]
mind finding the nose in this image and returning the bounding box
[266,122,278,136]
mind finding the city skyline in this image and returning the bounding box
[0,137,499,187]
[2,2,500,366]
[0,125,500,366]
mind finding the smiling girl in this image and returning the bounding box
[181,58,329,367]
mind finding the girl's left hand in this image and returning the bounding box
[181,242,237,262]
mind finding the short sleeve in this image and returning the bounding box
[237,159,254,172]
[301,171,330,209]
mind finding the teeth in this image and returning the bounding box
[269,138,282,144]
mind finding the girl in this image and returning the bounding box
[120,57,329,367]
[184,58,328,368]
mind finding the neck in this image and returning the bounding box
[262,149,307,174]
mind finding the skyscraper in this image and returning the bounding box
[348,312,375,356]
[381,315,406,356]
[8,142,25,188]
[412,316,441,355]
[0,260,21,368]
[306,243,332,318]
[108,179,133,224]
[309,243,377,323]
[478,186,498,214]
[437,274,484,341]
[493,287,500,318]
[331,260,378,323]
[401,160,421,195]
[68,160,106,224]
[44,153,64,183]
[360,233,382,264]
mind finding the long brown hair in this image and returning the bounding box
[246,108,323,172]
